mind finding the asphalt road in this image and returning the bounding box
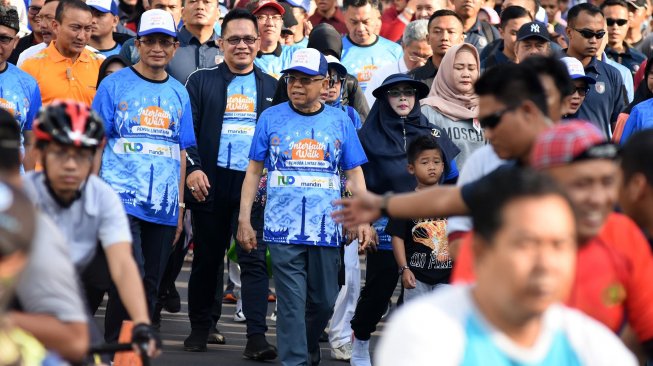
[95,259,390,365]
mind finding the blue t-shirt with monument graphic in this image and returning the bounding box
[218,72,257,171]
[249,102,367,247]
[0,63,41,174]
[93,67,196,227]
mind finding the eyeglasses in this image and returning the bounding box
[28,5,41,15]
[572,28,606,39]
[47,149,93,165]
[0,35,14,45]
[256,14,282,23]
[35,14,54,23]
[284,75,326,85]
[479,106,518,129]
[225,36,258,45]
[573,86,590,96]
[387,88,417,98]
[606,18,628,27]
[137,38,178,48]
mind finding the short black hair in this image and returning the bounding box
[474,63,549,116]
[567,3,603,28]
[621,130,653,185]
[470,167,574,242]
[54,0,90,23]
[427,9,463,30]
[221,8,259,37]
[343,0,380,10]
[500,6,532,29]
[407,135,443,164]
[0,109,22,174]
[520,56,574,100]
[600,0,629,11]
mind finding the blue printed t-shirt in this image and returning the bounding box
[340,35,403,93]
[98,43,122,58]
[254,44,297,79]
[93,67,196,226]
[218,71,257,171]
[0,63,41,174]
[249,102,367,247]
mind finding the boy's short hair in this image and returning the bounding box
[407,135,443,164]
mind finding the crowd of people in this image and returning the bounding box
[1,0,653,363]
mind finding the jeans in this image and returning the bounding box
[350,250,398,341]
[270,244,340,366]
[105,215,176,342]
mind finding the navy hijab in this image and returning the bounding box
[358,74,460,195]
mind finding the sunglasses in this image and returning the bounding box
[225,36,258,45]
[387,88,417,98]
[328,74,345,88]
[606,18,628,27]
[137,38,178,48]
[572,28,606,39]
[479,105,518,129]
[573,86,590,96]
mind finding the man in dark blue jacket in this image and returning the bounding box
[183,8,279,360]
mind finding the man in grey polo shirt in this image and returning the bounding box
[167,0,224,83]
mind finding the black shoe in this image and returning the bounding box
[243,334,277,361]
[207,327,226,345]
[319,330,329,342]
[152,302,163,332]
[163,286,181,313]
[184,330,209,352]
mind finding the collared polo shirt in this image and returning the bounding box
[308,8,348,35]
[167,27,224,84]
[408,57,438,87]
[605,44,646,76]
[574,56,626,138]
[20,42,103,106]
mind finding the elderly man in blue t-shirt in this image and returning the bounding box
[238,48,372,365]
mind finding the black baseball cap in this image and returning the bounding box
[0,6,20,33]
[517,21,550,42]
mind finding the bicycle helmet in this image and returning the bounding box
[33,99,105,148]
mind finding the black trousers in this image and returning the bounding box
[350,250,398,341]
[104,216,176,342]
[188,167,243,331]
[235,203,267,338]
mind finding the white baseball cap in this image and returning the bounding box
[324,55,347,77]
[282,48,328,77]
[560,57,596,85]
[138,9,177,38]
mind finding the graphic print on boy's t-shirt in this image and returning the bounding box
[218,73,257,171]
[410,218,452,271]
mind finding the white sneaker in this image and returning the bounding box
[270,302,277,322]
[234,298,246,322]
[331,342,352,361]
[350,337,371,366]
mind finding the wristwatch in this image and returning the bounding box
[403,7,415,15]
[398,265,410,274]
[179,202,186,209]
[380,192,393,217]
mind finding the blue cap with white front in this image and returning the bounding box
[282,48,328,77]
[560,57,596,85]
[87,0,118,15]
[138,9,177,38]
[285,0,311,13]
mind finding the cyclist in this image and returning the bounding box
[22,100,161,357]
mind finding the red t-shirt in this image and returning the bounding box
[379,6,410,42]
[452,213,653,342]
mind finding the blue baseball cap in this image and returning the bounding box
[87,0,119,15]
[284,0,310,13]
[282,48,328,77]
[138,9,177,38]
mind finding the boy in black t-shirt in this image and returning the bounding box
[386,136,453,303]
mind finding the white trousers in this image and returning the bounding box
[328,240,362,348]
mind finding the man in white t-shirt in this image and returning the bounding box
[375,168,636,366]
